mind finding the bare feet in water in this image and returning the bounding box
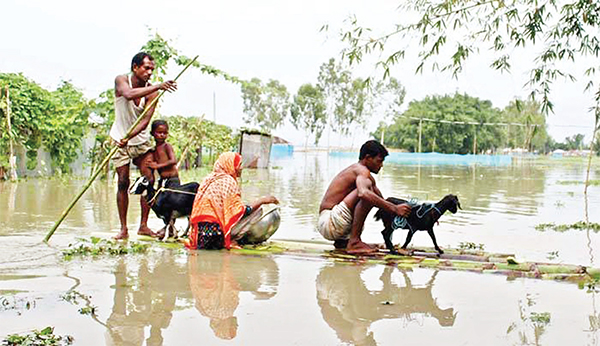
[137,225,156,238]
[346,240,378,255]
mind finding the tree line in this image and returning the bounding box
[371,93,555,154]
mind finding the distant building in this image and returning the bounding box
[271,136,294,159]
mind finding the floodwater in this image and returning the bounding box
[1,151,599,345]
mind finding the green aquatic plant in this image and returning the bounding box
[535,222,600,233]
[3,326,73,346]
[62,237,150,260]
[585,278,600,294]
[530,312,551,326]
[546,251,559,261]
[458,242,485,251]
[506,295,551,345]
[557,180,600,186]
[0,295,35,312]
[60,290,89,305]
[78,306,96,315]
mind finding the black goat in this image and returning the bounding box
[129,176,199,240]
[374,194,461,255]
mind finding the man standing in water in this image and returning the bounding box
[318,140,412,254]
[110,52,177,239]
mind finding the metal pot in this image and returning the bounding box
[232,204,281,245]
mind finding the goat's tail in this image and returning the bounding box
[373,209,384,221]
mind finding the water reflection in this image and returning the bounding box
[188,252,279,340]
[104,251,280,345]
[316,263,455,345]
[105,255,182,346]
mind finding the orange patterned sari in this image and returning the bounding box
[187,152,245,249]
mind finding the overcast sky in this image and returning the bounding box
[2,0,596,147]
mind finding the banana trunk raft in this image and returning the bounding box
[232,239,597,287]
[93,235,597,287]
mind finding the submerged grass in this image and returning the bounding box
[557,180,600,186]
[3,326,73,346]
[0,295,35,312]
[62,237,150,260]
[535,221,600,233]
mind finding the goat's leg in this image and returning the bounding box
[168,219,177,239]
[381,227,397,254]
[156,214,171,241]
[401,228,416,250]
[156,225,167,241]
[181,217,191,238]
[427,229,443,254]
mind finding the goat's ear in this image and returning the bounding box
[457,200,462,210]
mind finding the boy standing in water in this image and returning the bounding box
[149,119,180,188]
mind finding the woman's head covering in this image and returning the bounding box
[189,152,245,249]
[212,152,242,176]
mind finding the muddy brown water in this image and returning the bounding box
[1,152,599,345]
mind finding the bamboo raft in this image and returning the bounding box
[233,239,599,287]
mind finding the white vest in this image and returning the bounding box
[109,75,150,146]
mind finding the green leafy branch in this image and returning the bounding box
[336,0,600,115]
[61,237,150,260]
[3,327,73,346]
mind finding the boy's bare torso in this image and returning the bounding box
[153,142,178,179]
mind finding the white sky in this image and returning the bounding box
[1,0,596,147]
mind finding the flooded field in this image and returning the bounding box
[1,152,600,345]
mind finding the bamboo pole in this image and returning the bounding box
[4,86,18,181]
[44,56,198,242]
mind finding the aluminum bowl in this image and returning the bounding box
[232,204,281,245]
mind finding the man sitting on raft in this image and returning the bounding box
[317,140,412,254]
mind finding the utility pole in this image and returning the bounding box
[418,118,422,153]
[5,86,18,181]
[213,91,216,123]
[473,127,477,155]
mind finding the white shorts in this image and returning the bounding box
[317,201,353,241]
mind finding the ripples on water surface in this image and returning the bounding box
[1,152,599,345]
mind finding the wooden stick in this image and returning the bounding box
[176,145,189,169]
[44,56,198,242]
